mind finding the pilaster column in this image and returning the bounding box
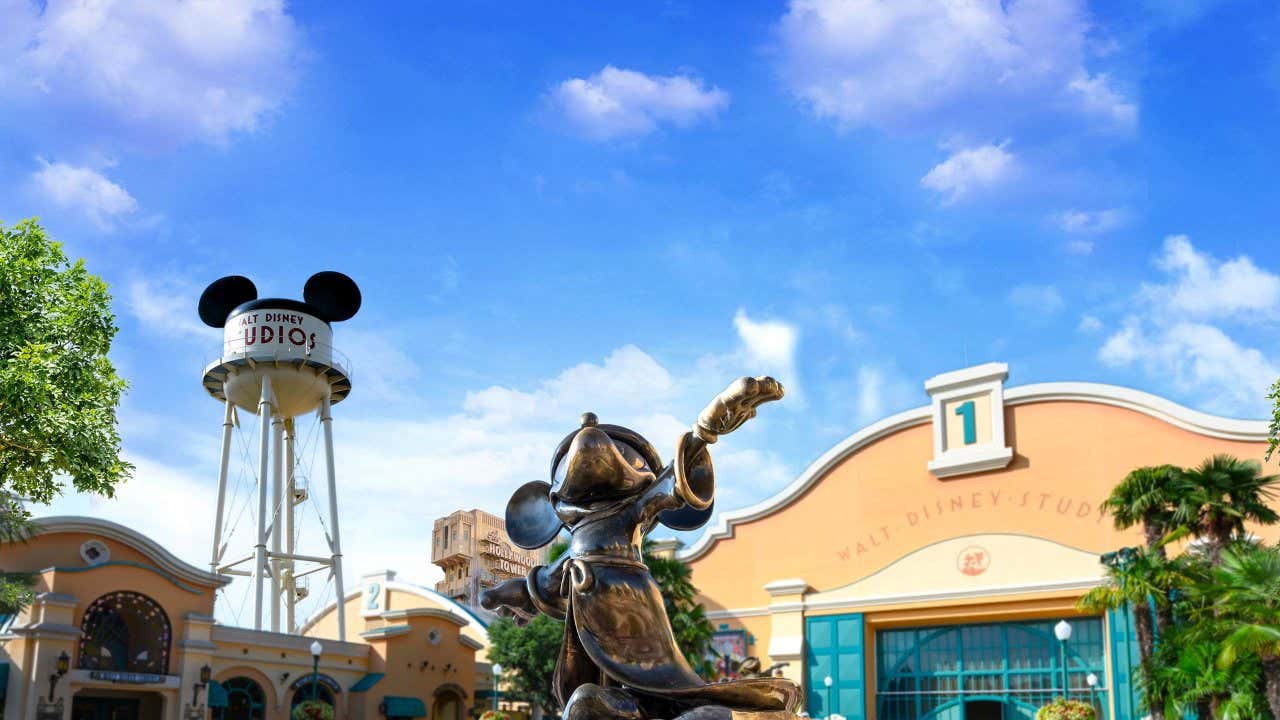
[763,578,810,687]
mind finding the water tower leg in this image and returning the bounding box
[284,417,297,633]
[210,400,235,574]
[254,376,274,631]
[319,391,346,641]
[270,413,284,633]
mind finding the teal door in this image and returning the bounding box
[806,613,867,720]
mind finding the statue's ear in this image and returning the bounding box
[304,271,362,322]
[505,480,563,550]
[659,500,715,532]
[198,275,257,327]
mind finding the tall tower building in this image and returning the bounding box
[430,509,548,609]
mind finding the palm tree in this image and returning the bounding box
[1176,454,1280,564]
[1214,544,1280,718]
[1078,547,1180,720]
[1101,464,1183,552]
[642,539,716,677]
[1101,465,1185,638]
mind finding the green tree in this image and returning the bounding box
[487,614,564,717]
[1175,454,1279,564]
[1100,464,1185,638]
[0,218,131,610]
[642,539,716,677]
[1214,543,1280,718]
[1078,546,1179,720]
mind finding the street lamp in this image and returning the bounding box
[1054,620,1073,700]
[823,675,833,718]
[191,664,213,707]
[47,651,70,701]
[309,640,323,702]
[492,664,502,711]
[1086,672,1099,711]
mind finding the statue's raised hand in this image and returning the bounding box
[694,376,785,444]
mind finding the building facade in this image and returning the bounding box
[429,510,545,610]
[682,363,1276,720]
[0,518,488,720]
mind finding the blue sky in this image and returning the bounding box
[3,0,1280,624]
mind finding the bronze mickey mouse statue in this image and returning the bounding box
[481,376,802,720]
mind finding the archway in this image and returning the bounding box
[214,677,266,720]
[78,591,171,674]
[431,685,465,720]
[964,700,1004,720]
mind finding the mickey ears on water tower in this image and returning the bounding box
[304,271,362,323]
[198,275,258,328]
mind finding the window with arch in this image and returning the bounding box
[216,677,266,720]
[78,591,171,674]
[291,685,336,710]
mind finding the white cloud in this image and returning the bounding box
[31,159,137,229]
[1056,208,1126,235]
[920,142,1016,204]
[1009,284,1065,315]
[1099,320,1277,415]
[1096,236,1280,416]
[1067,73,1138,129]
[551,66,729,141]
[1147,235,1280,319]
[777,0,1134,134]
[127,278,218,340]
[731,309,800,394]
[1078,314,1103,333]
[1,0,302,147]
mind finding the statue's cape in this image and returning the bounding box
[553,560,801,714]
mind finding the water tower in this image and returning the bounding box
[198,272,361,640]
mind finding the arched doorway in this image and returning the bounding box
[965,699,1005,720]
[77,591,171,673]
[431,685,466,720]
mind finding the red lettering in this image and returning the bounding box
[288,328,306,345]
[261,326,274,343]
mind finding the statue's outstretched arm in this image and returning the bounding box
[479,552,569,623]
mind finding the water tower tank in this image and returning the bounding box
[200,272,359,417]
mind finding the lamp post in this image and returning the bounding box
[1054,620,1073,701]
[309,640,323,702]
[823,675,833,718]
[492,664,502,711]
[1086,672,1099,711]
[191,664,213,707]
[47,651,70,701]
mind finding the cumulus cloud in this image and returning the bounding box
[776,0,1134,135]
[127,277,217,340]
[731,309,800,393]
[1097,236,1280,415]
[31,159,137,230]
[550,66,729,141]
[0,0,302,147]
[920,142,1016,204]
[1146,235,1280,319]
[1056,208,1126,235]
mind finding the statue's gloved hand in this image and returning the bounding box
[695,376,785,444]
[480,577,536,626]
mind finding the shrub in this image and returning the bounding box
[480,712,508,720]
[292,700,335,720]
[1035,698,1096,720]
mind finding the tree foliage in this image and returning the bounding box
[0,218,131,611]
[642,538,716,677]
[1089,452,1280,720]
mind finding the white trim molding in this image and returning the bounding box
[30,516,232,588]
[679,381,1268,562]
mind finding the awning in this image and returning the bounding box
[350,673,384,692]
[207,680,228,709]
[381,696,426,718]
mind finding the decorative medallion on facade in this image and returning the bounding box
[955,545,991,576]
[925,362,1015,478]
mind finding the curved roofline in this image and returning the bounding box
[678,381,1268,562]
[30,515,231,588]
[298,579,488,636]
